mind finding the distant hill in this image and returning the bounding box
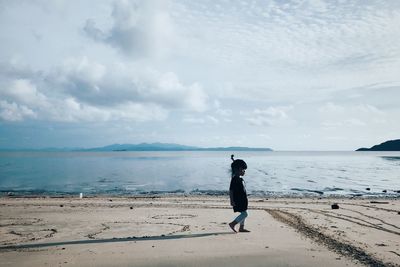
[85,143,198,151]
[356,139,400,151]
[0,143,273,152]
[84,143,273,152]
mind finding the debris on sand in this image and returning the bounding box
[331,203,339,209]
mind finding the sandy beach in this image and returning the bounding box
[0,195,399,267]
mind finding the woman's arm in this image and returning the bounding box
[229,189,235,206]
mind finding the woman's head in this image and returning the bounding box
[231,154,247,177]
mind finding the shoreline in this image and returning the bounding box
[2,190,400,199]
[1,196,399,266]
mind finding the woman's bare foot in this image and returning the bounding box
[229,222,237,233]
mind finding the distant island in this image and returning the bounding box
[84,143,273,152]
[356,139,400,151]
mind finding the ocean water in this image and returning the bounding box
[0,151,400,197]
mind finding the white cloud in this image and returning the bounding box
[183,116,205,124]
[0,100,36,121]
[154,72,208,112]
[183,115,218,125]
[0,55,208,122]
[246,106,293,126]
[0,65,174,123]
[2,79,47,107]
[207,115,219,124]
[319,102,386,130]
[62,57,106,85]
[215,108,232,117]
[319,102,385,117]
[47,98,167,123]
[84,0,176,59]
[254,107,288,119]
[51,57,209,112]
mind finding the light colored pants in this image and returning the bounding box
[234,210,248,226]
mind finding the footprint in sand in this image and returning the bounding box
[151,214,197,220]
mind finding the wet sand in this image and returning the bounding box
[0,196,399,266]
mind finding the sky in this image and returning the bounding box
[0,0,400,150]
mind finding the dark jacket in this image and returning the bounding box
[229,175,248,212]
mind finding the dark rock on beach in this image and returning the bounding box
[331,203,339,209]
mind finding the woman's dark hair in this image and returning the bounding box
[231,154,247,177]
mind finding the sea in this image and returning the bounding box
[0,151,399,197]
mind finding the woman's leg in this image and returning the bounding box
[229,211,248,233]
[238,211,250,232]
[234,211,248,224]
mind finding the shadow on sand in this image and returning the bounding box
[0,232,234,250]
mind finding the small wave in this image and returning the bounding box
[290,188,324,195]
[381,156,400,161]
[190,189,228,195]
[139,189,186,195]
[0,189,77,197]
[125,184,149,191]
[323,187,344,192]
[97,178,111,183]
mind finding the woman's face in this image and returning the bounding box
[239,168,246,176]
